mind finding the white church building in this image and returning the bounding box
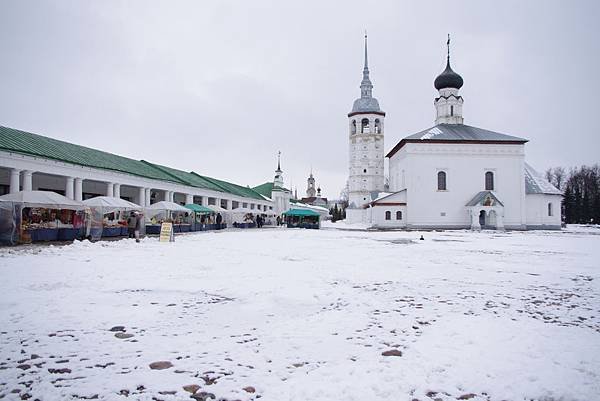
[346,36,562,230]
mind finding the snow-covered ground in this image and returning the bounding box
[1,226,599,401]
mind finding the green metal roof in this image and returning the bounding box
[0,125,264,200]
[0,125,182,183]
[283,208,320,217]
[184,204,214,213]
[199,175,264,200]
[252,182,289,198]
[252,182,273,198]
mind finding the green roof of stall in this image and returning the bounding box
[184,204,214,213]
[283,208,320,217]
[0,125,264,200]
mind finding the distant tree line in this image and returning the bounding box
[329,202,348,222]
[546,164,600,224]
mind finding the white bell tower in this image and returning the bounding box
[347,34,385,210]
[434,35,464,125]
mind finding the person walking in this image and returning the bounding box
[216,213,223,229]
[134,212,142,243]
[127,211,137,239]
[276,215,281,226]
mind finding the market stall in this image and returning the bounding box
[283,208,321,229]
[145,201,192,234]
[0,191,88,244]
[184,204,214,231]
[82,196,143,239]
[230,207,257,229]
[206,205,228,230]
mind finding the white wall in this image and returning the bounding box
[525,194,562,229]
[348,112,385,208]
[389,142,527,229]
[370,205,407,228]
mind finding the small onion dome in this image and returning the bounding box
[434,60,463,90]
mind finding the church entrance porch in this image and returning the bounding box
[478,209,499,230]
[466,191,504,231]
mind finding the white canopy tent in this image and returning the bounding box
[207,204,231,224]
[83,196,142,213]
[207,204,227,213]
[0,191,86,210]
[145,201,190,219]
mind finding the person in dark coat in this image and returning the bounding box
[134,212,142,243]
[127,212,137,238]
[216,213,222,228]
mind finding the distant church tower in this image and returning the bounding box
[306,170,316,198]
[347,34,385,208]
[274,151,284,188]
[271,151,291,215]
[434,35,464,125]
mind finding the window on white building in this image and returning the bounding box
[548,202,553,216]
[351,120,357,134]
[385,211,391,220]
[485,171,494,191]
[396,211,402,220]
[437,171,447,191]
[450,105,454,116]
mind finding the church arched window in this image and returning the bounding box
[361,118,370,134]
[437,171,447,191]
[485,171,494,190]
[450,105,454,116]
[385,211,391,220]
[396,211,402,220]
[548,202,553,216]
[374,119,381,133]
[351,120,357,134]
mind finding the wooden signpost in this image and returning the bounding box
[159,222,174,242]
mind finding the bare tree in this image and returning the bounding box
[339,180,349,202]
[545,167,567,190]
[553,167,566,190]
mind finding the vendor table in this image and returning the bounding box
[145,224,161,235]
[58,227,82,241]
[233,222,256,229]
[102,226,123,237]
[28,228,59,242]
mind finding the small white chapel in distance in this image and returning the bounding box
[345,35,562,230]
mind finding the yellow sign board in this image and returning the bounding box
[159,222,174,242]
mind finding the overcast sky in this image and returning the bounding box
[1,1,598,198]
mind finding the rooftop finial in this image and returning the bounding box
[364,30,369,70]
[447,33,450,62]
[277,150,281,172]
[360,31,373,98]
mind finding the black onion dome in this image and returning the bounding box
[434,60,463,90]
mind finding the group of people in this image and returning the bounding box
[256,214,264,228]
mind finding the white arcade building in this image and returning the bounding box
[346,36,562,230]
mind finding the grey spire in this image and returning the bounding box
[350,32,382,114]
[360,33,373,98]
[276,151,282,172]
